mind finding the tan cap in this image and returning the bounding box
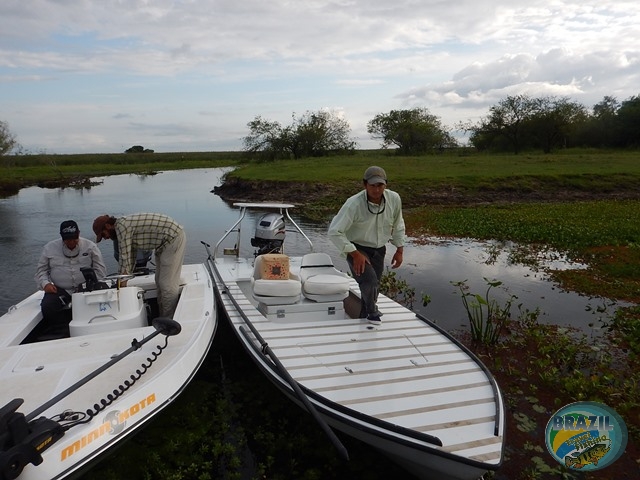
[363,166,387,185]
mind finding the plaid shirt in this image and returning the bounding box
[115,213,183,274]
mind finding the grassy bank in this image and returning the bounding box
[0,151,243,195]
[4,148,640,201]
[221,149,640,194]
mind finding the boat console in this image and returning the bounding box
[69,273,148,337]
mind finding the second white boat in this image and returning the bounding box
[206,202,505,480]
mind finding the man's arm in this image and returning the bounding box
[328,201,357,256]
[34,246,52,290]
[391,246,403,269]
[91,244,108,279]
[115,222,135,275]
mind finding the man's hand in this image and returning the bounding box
[349,250,370,276]
[44,283,57,293]
[391,248,404,269]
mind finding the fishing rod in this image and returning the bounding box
[203,241,349,461]
[238,325,350,461]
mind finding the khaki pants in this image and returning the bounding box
[155,229,186,318]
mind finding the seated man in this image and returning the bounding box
[35,220,107,324]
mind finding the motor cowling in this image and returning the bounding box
[251,213,285,255]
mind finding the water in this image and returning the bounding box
[0,167,616,332]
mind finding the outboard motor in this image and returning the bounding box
[251,213,285,255]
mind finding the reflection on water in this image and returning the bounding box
[0,168,618,332]
[398,237,614,333]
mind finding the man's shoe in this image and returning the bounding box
[367,314,382,325]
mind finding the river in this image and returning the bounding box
[0,167,615,333]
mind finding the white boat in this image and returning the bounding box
[0,262,216,480]
[205,202,505,480]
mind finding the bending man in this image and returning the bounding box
[93,213,186,318]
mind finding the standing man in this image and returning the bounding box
[92,213,186,318]
[35,220,107,324]
[328,166,405,325]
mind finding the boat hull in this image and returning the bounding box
[209,254,505,480]
[0,263,216,480]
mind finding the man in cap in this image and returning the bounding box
[328,166,405,325]
[93,213,186,318]
[35,220,107,325]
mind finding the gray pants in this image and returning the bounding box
[155,229,186,318]
[347,244,386,318]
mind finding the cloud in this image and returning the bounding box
[397,47,640,123]
[1,0,639,152]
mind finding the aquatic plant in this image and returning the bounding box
[452,278,514,345]
[379,269,416,309]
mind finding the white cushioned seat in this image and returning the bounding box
[252,255,301,305]
[299,253,350,302]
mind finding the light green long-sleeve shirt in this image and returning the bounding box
[328,189,405,255]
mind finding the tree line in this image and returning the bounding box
[460,94,640,154]
[2,93,639,159]
[244,93,639,159]
[242,107,457,160]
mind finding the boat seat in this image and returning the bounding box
[251,254,301,305]
[299,253,350,302]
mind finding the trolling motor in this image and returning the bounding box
[0,318,182,479]
[0,399,64,480]
[250,213,286,256]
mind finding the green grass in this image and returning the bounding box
[412,199,640,251]
[3,148,640,197]
[224,149,640,182]
[0,151,242,195]
[220,150,640,217]
[3,151,242,168]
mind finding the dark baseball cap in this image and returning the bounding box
[60,220,80,240]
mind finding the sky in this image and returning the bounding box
[1,0,639,154]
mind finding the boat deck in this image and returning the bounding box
[212,255,504,472]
